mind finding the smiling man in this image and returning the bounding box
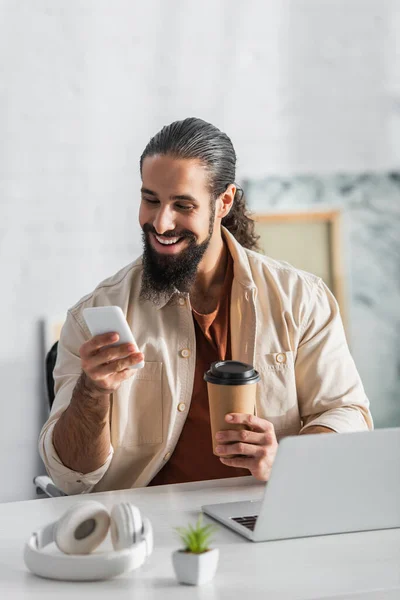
[39,118,373,495]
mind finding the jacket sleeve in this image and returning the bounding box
[38,309,114,495]
[296,279,373,433]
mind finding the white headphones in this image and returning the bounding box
[24,500,153,581]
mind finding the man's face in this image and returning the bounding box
[139,155,216,301]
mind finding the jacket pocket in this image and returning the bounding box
[255,351,300,434]
[257,351,295,371]
[114,361,163,447]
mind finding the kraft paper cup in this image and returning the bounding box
[204,361,260,457]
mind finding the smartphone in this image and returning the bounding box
[82,306,144,370]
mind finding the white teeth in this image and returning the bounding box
[155,235,181,245]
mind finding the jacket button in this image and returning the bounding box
[180,348,191,358]
[276,353,287,364]
[177,403,186,412]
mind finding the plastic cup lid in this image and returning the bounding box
[204,360,260,386]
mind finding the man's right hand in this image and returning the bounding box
[52,332,138,474]
[79,333,144,396]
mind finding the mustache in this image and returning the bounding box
[142,223,196,240]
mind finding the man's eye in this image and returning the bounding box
[176,204,194,211]
[143,198,159,205]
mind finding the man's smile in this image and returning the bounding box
[150,232,188,255]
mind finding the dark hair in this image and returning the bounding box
[140,117,260,251]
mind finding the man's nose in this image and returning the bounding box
[153,206,176,234]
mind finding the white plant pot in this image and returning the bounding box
[172,548,219,585]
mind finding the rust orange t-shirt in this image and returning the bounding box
[149,251,248,486]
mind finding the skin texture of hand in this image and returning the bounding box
[79,332,144,395]
[215,413,278,482]
[216,416,335,481]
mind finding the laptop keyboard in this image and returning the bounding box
[231,515,258,531]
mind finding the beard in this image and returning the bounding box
[140,219,214,304]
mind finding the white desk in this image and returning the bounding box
[1,476,399,599]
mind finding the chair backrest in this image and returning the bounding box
[45,341,58,410]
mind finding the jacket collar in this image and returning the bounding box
[221,227,257,291]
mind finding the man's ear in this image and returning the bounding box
[216,184,236,219]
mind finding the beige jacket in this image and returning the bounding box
[39,228,373,495]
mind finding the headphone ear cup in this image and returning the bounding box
[110,503,143,551]
[55,501,110,555]
[141,517,154,557]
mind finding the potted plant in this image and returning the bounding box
[172,514,219,585]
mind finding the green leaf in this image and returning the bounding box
[173,514,219,553]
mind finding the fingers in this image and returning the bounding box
[79,334,143,394]
[216,441,267,458]
[87,342,138,369]
[225,413,276,439]
[218,444,272,477]
[80,333,121,358]
[217,416,278,482]
[90,352,144,379]
[215,428,268,446]
[219,456,253,470]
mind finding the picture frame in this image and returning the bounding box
[253,210,347,330]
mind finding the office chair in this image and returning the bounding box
[45,340,59,409]
[34,341,67,498]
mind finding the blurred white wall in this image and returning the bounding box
[0,0,398,502]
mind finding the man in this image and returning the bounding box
[39,117,373,495]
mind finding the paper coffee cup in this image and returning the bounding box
[204,361,260,457]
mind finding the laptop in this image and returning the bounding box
[202,427,400,542]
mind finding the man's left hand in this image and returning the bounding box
[215,413,278,482]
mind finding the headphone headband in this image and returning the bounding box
[24,506,153,581]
